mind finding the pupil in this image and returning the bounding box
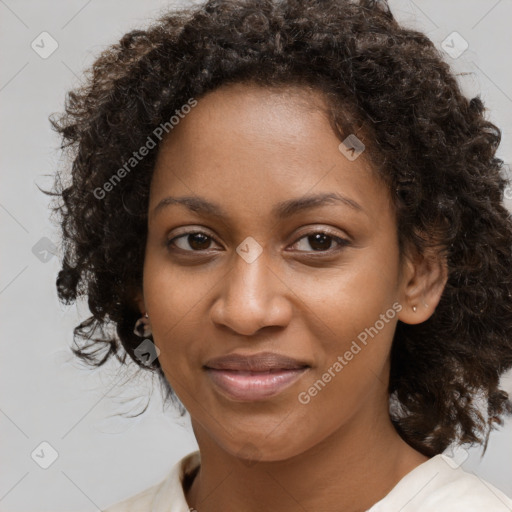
[309,233,331,251]
[189,233,210,250]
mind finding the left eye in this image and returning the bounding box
[292,231,349,252]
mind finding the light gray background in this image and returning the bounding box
[1,0,511,510]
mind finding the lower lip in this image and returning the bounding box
[205,367,309,401]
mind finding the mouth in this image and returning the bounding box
[204,367,310,401]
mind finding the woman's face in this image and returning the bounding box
[141,83,413,461]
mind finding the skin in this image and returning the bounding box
[136,82,448,512]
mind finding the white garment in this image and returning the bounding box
[102,450,512,512]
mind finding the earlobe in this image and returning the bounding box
[398,247,448,325]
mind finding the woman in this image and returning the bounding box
[46,0,512,510]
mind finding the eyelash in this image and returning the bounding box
[165,229,350,255]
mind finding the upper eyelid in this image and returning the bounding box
[167,229,220,245]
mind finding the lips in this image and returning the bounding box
[203,351,311,401]
[205,368,309,401]
[204,351,310,372]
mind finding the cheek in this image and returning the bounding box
[143,250,217,335]
[291,250,400,400]
[142,261,206,378]
[288,248,400,336]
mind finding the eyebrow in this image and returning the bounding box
[152,192,366,220]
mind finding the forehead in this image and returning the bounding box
[149,82,392,226]
[158,83,332,155]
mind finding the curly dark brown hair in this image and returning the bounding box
[44,0,512,458]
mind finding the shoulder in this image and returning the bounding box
[101,450,201,512]
[102,482,163,512]
[369,454,512,512]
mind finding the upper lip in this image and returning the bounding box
[204,351,310,371]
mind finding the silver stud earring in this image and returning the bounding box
[134,312,152,337]
[412,305,417,312]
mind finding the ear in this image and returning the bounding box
[397,244,448,325]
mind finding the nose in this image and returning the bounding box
[209,248,292,336]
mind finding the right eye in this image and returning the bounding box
[166,231,221,252]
